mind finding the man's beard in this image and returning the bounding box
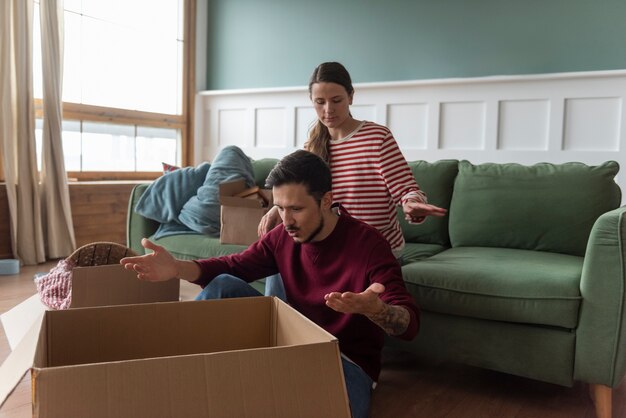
[288,215,324,244]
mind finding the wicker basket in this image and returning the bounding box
[67,242,137,267]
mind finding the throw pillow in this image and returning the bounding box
[449,160,621,256]
[162,162,180,173]
[398,159,458,247]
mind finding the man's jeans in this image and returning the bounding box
[263,273,287,301]
[195,274,373,418]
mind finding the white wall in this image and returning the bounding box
[195,70,626,192]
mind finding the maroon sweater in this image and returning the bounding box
[194,213,420,381]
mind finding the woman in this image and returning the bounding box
[259,61,446,256]
[258,62,446,417]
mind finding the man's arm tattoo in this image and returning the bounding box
[366,304,410,336]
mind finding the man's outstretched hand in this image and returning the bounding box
[120,238,179,282]
[324,283,410,336]
[324,283,386,315]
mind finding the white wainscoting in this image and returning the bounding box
[195,70,626,193]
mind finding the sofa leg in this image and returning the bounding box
[589,383,612,418]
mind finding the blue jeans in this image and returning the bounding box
[263,273,287,301]
[195,274,373,418]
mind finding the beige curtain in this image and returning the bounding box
[0,0,19,260]
[0,0,75,265]
[40,0,75,258]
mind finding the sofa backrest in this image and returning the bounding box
[448,160,621,257]
[399,160,459,247]
[252,158,279,187]
[255,157,459,247]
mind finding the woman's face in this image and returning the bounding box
[310,82,353,131]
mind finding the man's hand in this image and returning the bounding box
[258,206,281,236]
[324,282,386,315]
[324,283,410,336]
[402,200,447,224]
[121,238,187,282]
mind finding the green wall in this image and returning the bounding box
[205,0,626,90]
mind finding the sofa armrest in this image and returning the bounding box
[126,183,160,254]
[575,205,626,387]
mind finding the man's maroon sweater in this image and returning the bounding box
[194,213,420,381]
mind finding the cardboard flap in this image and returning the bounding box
[220,195,267,208]
[219,179,247,201]
[219,179,269,208]
[1,294,46,350]
[0,312,43,408]
[272,298,338,346]
[234,186,260,198]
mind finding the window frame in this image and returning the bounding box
[1,0,196,183]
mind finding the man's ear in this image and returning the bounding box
[321,191,333,210]
[349,92,354,106]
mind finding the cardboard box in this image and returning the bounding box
[1,297,350,418]
[219,179,273,245]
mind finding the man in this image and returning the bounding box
[121,150,420,418]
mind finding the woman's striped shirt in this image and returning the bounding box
[329,121,426,253]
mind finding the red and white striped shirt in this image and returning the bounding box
[329,121,426,254]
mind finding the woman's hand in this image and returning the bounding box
[402,200,447,224]
[258,205,281,236]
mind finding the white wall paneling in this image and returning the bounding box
[196,70,626,192]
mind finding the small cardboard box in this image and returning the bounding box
[0,263,181,411]
[1,297,350,418]
[219,179,273,245]
[1,264,180,350]
[71,263,180,308]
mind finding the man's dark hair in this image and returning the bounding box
[265,150,332,203]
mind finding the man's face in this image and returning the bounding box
[273,183,326,244]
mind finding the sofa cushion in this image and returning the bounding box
[449,160,621,256]
[402,247,583,329]
[150,234,247,260]
[399,159,458,247]
[150,233,266,294]
[401,243,448,265]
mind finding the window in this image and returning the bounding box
[33,0,195,180]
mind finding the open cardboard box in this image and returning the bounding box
[219,179,273,246]
[1,297,350,418]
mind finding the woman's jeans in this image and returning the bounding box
[195,274,373,418]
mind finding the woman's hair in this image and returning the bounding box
[305,62,354,162]
[265,150,331,204]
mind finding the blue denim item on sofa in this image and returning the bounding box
[134,163,210,229]
[135,145,255,239]
[179,146,255,237]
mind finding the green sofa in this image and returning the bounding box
[127,158,625,414]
